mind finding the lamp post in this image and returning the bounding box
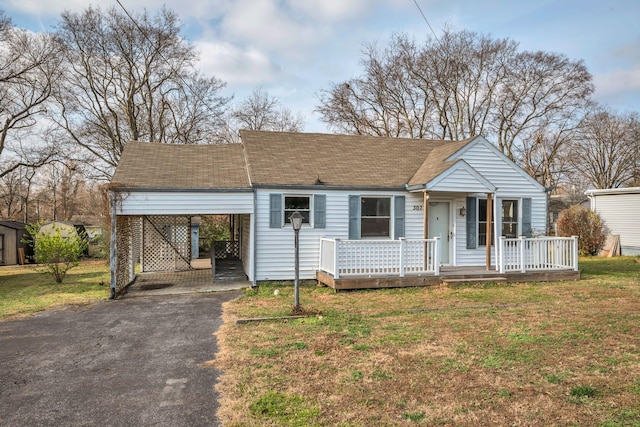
[289,211,303,312]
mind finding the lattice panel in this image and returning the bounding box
[142,216,192,272]
[213,240,240,259]
[115,216,133,292]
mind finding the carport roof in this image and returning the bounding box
[112,142,251,189]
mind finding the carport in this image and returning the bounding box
[109,142,255,298]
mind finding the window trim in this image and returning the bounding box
[360,196,392,239]
[500,199,519,239]
[283,195,312,226]
[477,197,520,246]
[478,198,495,247]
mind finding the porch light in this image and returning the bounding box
[289,211,303,312]
[459,206,466,217]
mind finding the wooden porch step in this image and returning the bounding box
[441,277,507,284]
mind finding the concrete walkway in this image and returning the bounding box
[124,268,251,298]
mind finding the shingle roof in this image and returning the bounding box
[111,132,477,190]
[112,142,251,189]
[408,139,475,186]
[241,130,473,188]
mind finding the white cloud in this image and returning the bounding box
[594,66,640,96]
[218,0,325,55]
[195,40,281,85]
[289,0,369,22]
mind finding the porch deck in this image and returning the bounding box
[317,266,581,291]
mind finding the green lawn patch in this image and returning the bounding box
[0,260,110,320]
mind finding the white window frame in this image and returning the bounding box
[360,196,392,239]
[500,199,519,238]
[284,195,312,226]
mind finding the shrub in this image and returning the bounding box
[25,223,89,283]
[556,205,606,256]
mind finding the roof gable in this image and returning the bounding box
[407,137,475,186]
[449,136,546,192]
[409,160,495,192]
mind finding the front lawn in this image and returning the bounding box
[0,260,111,320]
[213,257,640,426]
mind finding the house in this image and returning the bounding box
[0,220,33,265]
[109,130,579,295]
[586,187,640,255]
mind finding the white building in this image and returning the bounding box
[586,187,640,256]
[109,130,576,295]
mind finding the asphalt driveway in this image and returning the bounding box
[0,291,241,426]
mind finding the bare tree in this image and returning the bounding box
[0,168,23,219]
[0,11,63,179]
[316,30,593,164]
[570,108,639,189]
[52,6,230,179]
[495,50,593,160]
[222,87,304,143]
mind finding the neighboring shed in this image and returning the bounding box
[39,221,90,256]
[586,187,640,255]
[0,220,33,265]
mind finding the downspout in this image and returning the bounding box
[251,190,258,288]
[492,191,499,270]
[109,191,117,300]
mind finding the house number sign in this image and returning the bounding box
[412,205,423,211]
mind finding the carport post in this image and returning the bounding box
[109,192,117,299]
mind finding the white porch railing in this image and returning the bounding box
[498,236,579,273]
[319,238,440,279]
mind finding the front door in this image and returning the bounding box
[428,202,450,264]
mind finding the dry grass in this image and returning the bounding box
[213,257,640,426]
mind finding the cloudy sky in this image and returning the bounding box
[3,0,639,132]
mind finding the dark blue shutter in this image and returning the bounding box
[269,194,282,228]
[522,197,532,237]
[348,195,360,240]
[466,196,477,249]
[393,196,405,239]
[314,194,326,228]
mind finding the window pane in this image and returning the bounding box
[361,218,390,237]
[361,197,390,217]
[478,199,495,246]
[502,200,517,222]
[501,200,518,238]
[284,196,310,224]
[360,197,391,237]
[285,196,309,210]
[502,223,517,238]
